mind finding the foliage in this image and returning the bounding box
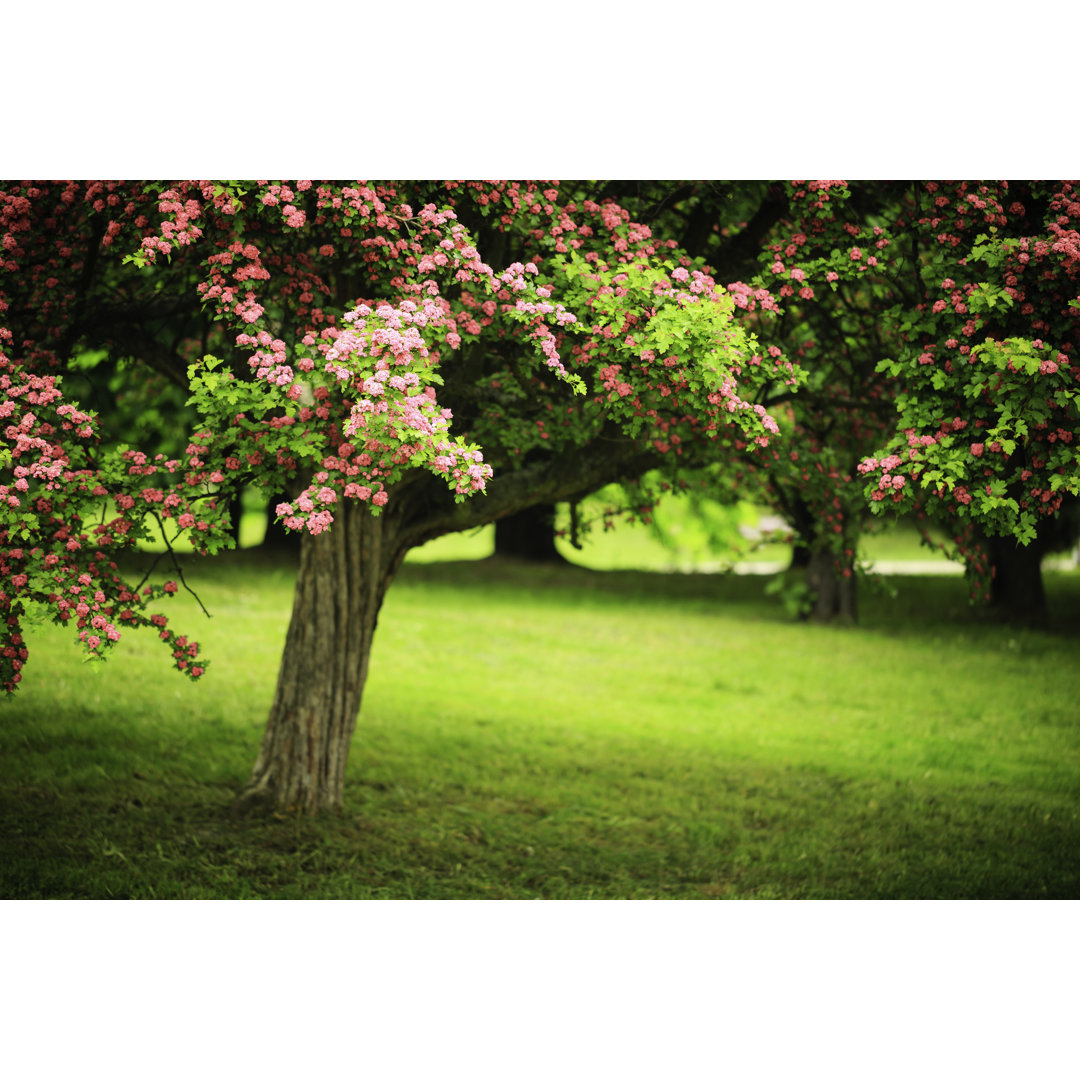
[702,181,1080,605]
[0,181,791,694]
[4,178,1078,756]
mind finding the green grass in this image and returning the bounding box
[2,548,1078,899]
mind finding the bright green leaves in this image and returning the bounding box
[549,251,782,451]
[187,353,278,420]
[964,281,1014,316]
[973,336,1046,377]
[862,330,1079,544]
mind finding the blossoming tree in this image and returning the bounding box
[557,182,912,621]
[853,181,1080,614]
[0,181,789,812]
[688,181,1080,620]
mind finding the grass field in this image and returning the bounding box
[2,533,1078,899]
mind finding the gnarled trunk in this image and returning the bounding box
[231,438,663,815]
[235,500,400,814]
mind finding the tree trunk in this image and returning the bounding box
[986,534,1046,621]
[805,548,858,624]
[781,493,815,571]
[788,543,812,571]
[260,491,303,557]
[493,503,566,563]
[234,500,399,814]
[227,494,243,547]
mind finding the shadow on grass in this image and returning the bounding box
[4,549,1078,899]
[2,693,1077,900]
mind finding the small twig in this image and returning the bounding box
[170,554,213,619]
[132,550,168,597]
[147,511,213,619]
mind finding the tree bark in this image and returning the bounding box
[984,499,1080,621]
[234,500,400,814]
[805,547,858,624]
[788,544,812,571]
[232,435,663,815]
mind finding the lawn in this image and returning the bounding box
[2,538,1078,899]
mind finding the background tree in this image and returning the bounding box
[724,181,912,622]
[645,181,1080,622]
[844,181,1080,618]
[542,182,903,621]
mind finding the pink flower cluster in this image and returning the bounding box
[0,338,211,690]
[725,281,781,314]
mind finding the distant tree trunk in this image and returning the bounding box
[261,492,302,556]
[784,491,857,622]
[783,493,815,571]
[805,547,858,624]
[986,534,1046,621]
[234,501,402,814]
[788,543,812,570]
[227,495,243,547]
[493,503,566,563]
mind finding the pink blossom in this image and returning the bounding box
[306,510,333,534]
